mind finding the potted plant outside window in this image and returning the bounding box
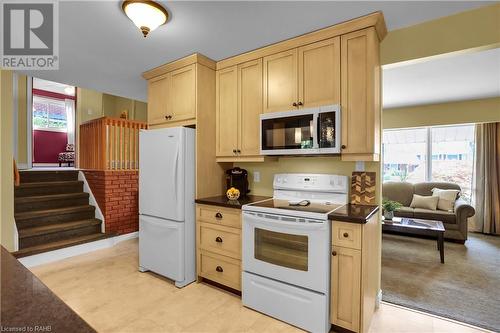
[382,199,402,220]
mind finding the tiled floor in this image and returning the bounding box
[31,239,488,333]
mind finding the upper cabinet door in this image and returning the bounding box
[298,38,340,108]
[263,49,298,113]
[341,28,380,161]
[147,75,170,125]
[169,64,196,122]
[238,59,263,156]
[216,66,238,157]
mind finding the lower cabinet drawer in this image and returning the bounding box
[196,204,241,228]
[199,250,241,291]
[199,223,241,259]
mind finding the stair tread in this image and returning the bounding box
[19,219,102,238]
[13,233,115,258]
[15,205,95,220]
[15,192,88,203]
[16,180,83,188]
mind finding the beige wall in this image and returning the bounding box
[381,3,500,65]
[383,97,500,129]
[134,101,147,122]
[77,87,104,124]
[235,158,381,201]
[1,70,15,251]
[102,93,145,120]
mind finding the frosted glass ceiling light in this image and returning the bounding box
[122,0,168,37]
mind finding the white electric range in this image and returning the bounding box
[241,173,348,333]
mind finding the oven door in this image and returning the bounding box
[242,211,330,293]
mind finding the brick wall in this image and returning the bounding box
[83,170,138,235]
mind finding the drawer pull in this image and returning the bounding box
[343,232,349,238]
[332,251,337,256]
[215,212,223,219]
[216,266,223,272]
[215,236,223,243]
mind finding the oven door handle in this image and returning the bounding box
[243,212,327,231]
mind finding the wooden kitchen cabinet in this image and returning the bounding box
[147,75,170,125]
[196,204,242,291]
[340,28,381,161]
[169,64,196,122]
[216,66,238,157]
[330,216,381,333]
[298,37,340,108]
[263,49,298,113]
[216,59,264,161]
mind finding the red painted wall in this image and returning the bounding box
[33,130,67,163]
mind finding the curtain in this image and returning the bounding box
[472,122,500,234]
[65,98,75,145]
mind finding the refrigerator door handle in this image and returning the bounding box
[173,148,179,202]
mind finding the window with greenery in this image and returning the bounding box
[33,96,67,131]
[383,125,475,202]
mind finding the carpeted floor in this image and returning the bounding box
[382,232,500,332]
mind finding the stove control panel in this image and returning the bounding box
[273,173,348,193]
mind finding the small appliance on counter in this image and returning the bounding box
[226,167,249,198]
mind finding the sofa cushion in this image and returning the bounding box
[432,188,460,211]
[413,208,456,224]
[394,206,414,218]
[414,182,461,197]
[383,182,414,207]
[410,194,439,210]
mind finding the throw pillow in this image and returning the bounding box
[410,194,439,210]
[432,188,460,212]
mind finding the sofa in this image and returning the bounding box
[382,182,475,243]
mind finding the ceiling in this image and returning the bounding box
[19,1,494,102]
[383,47,500,108]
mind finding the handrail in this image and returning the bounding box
[79,117,147,170]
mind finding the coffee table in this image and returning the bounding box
[382,217,445,263]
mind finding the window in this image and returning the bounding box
[33,96,67,131]
[383,125,475,202]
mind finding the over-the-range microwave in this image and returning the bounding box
[260,104,341,155]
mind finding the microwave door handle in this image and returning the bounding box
[312,113,319,149]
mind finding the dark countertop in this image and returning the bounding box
[328,204,380,224]
[0,246,96,333]
[195,195,271,209]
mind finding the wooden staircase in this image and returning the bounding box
[13,170,113,258]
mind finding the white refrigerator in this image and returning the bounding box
[138,127,196,288]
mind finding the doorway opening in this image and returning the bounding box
[31,78,76,168]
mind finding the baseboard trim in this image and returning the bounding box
[18,232,138,268]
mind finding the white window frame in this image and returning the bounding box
[383,124,475,183]
[32,95,68,132]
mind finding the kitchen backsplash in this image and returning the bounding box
[235,156,381,202]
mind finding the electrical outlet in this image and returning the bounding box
[87,108,93,115]
[253,171,260,183]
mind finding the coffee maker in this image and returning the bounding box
[226,167,250,197]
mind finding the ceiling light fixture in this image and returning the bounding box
[122,0,168,37]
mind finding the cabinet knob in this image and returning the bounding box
[341,145,347,149]
[215,212,223,219]
[216,266,223,273]
[232,149,237,154]
[292,102,298,107]
[343,232,349,238]
[215,236,223,243]
[332,251,337,256]
[164,115,169,119]
[236,149,241,153]
[297,102,303,106]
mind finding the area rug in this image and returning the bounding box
[382,232,500,332]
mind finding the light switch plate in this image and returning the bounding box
[253,171,260,183]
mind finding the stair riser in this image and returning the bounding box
[20,224,101,249]
[19,171,79,183]
[15,183,84,197]
[17,210,95,228]
[15,196,89,213]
